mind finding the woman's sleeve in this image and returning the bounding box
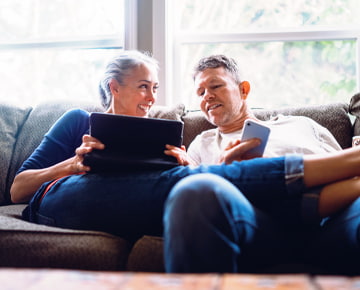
[16,109,90,174]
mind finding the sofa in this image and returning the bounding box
[1,93,360,273]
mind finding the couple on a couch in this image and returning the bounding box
[10,50,360,274]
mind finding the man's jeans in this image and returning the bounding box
[163,165,360,274]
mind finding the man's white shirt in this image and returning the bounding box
[188,115,342,165]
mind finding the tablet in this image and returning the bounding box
[83,112,184,172]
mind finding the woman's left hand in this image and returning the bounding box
[164,144,192,166]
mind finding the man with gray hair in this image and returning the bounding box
[166,54,340,166]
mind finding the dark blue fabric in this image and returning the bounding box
[24,156,292,240]
[163,174,294,273]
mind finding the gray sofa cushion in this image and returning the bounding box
[149,103,185,121]
[349,93,360,137]
[0,104,32,205]
[126,235,165,272]
[0,204,130,270]
[254,102,352,149]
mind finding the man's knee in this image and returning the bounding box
[164,173,246,229]
[167,173,222,201]
[165,173,235,215]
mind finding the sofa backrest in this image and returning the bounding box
[182,102,353,149]
[254,102,353,149]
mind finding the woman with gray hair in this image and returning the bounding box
[98,50,159,111]
[11,50,159,203]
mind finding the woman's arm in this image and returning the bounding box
[10,134,104,203]
[11,157,78,203]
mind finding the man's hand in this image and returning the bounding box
[73,134,105,172]
[219,138,262,164]
[164,144,193,166]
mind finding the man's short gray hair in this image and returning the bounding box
[193,54,241,84]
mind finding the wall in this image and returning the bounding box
[137,0,153,53]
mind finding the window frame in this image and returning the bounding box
[0,0,137,106]
[153,0,360,107]
[0,0,137,53]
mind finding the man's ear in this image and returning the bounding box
[240,81,250,99]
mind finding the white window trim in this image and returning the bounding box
[125,0,138,50]
[0,0,135,51]
[152,0,172,106]
[176,28,360,43]
[0,37,124,50]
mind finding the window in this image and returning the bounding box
[162,0,360,109]
[0,0,126,106]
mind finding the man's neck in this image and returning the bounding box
[218,112,258,134]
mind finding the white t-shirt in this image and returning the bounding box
[187,115,342,165]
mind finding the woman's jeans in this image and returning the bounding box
[24,156,301,238]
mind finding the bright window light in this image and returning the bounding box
[0,0,125,107]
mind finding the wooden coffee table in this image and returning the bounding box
[0,268,358,289]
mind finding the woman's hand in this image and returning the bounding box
[11,134,105,203]
[72,134,105,173]
[219,138,261,164]
[164,144,193,166]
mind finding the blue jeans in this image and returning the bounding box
[303,198,360,275]
[24,155,303,242]
[163,172,360,274]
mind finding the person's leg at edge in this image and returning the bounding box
[302,146,360,187]
[163,173,294,273]
[304,196,360,275]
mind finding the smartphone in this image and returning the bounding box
[241,119,270,157]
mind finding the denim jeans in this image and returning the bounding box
[303,198,360,275]
[24,155,303,241]
[163,162,360,274]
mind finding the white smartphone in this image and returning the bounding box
[241,119,271,157]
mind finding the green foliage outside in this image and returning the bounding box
[177,0,359,109]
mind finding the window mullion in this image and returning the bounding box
[0,38,124,50]
[176,28,360,44]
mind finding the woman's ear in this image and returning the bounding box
[240,81,250,99]
[109,79,120,97]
